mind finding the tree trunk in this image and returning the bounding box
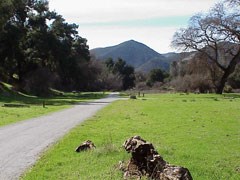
[215,50,240,94]
[216,68,237,94]
[215,79,226,94]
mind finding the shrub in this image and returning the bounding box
[224,85,233,93]
[170,74,213,93]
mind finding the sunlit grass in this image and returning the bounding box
[0,92,106,127]
[22,93,240,180]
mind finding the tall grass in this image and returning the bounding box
[22,93,240,179]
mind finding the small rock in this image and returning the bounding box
[129,95,137,99]
[75,140,96,152]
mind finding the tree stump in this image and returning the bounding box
[121,136,193,180]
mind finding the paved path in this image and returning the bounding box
[0,93,120,180]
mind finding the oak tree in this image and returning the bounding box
[172,0,240,94]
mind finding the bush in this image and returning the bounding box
[129,95,137,99]
[170,74,213,93]
[135,82,150,91]
[224,85,233,93]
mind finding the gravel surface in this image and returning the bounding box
[0,93,120,180]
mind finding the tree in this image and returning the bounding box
[121,65,135,90]
[228,64,240,89]
[48,13,90,90]
[0,0,91,93]
[104,58,135,90]
[147,68,168,87]
[0,0,30,85]
[169,53,215,93]
[0,0,14,31]
[227,0,240,6]
[105,58,114,70]
[172,0,240,94]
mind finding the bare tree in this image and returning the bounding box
[226,0,240,6]
[172,0,240,94]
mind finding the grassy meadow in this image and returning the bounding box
[0,91,105,127]
[22,93,240,180]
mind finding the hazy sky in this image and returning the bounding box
[49,0,220,53]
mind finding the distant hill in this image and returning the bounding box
[162,52,195,63]
[90,40,193,72]
[136,57,170,73]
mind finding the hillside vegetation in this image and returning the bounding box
[22,93,240,180]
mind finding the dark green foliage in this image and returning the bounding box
[147,68,169,87]
[0,0,14,30]
[121,65,135,90]
[105,58,114,69]
[105,58,135,90]
[0,0,91,95]
[23,67,57,96]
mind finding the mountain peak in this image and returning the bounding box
[120,39,151,48]
[124,39,139,44]
[126,39,137,43]
[90,40,193,73]
[91,40,162,68]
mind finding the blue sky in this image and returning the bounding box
[49,0,221,53]
[78,16,190,27]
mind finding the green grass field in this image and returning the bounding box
[22,93,240,180]
[0,92,105,127]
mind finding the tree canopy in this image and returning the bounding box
[0,0,91,95]
[105,58,135,90]
[172,0,240,94]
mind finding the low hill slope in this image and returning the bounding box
[136,57,170,73]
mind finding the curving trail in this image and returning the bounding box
[0,93,120,180]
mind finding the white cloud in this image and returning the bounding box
[49,0,221,52]
[49,0,220,23]
[79,26,180,53]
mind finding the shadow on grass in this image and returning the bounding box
[0,93,106,107]
[175,93,240,100]
[222,93,240,98]
[78,101,110,105]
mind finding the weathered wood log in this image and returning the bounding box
[121,136,193,180]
